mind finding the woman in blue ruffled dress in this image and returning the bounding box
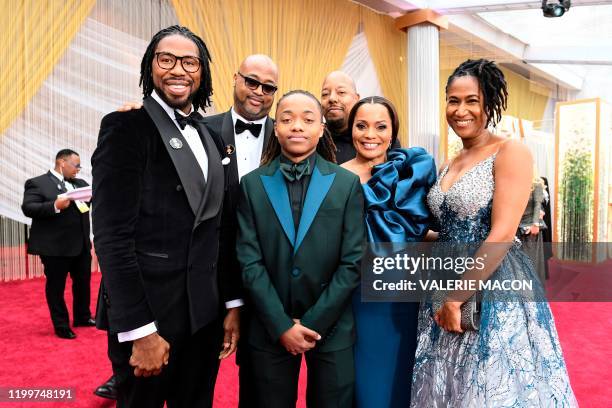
[410,59,577,407]
[341,96,436,407]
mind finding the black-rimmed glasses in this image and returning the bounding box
[237,72,278,95]
[155,52,201,73]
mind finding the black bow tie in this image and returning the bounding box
[235,119,262,136]
[174,110,201,130]
[279,159,311,182]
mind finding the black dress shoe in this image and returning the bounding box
[55,327,77,339]
[73,318,96,327]
[94,375,118,400]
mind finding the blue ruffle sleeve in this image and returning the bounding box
[363,148,436,243]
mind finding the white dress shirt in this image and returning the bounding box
[118,92,242,343]
[152,91,208,181]
[230,108,267,180]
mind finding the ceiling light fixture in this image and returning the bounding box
[542,0,571,18]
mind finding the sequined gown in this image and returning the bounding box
[410,154,577,407]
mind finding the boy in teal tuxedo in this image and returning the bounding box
[236,90,364,407]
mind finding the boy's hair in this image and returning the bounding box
[261,90,336,165]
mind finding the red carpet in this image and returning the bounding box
[0,271,609,407]
[0,273,307,407]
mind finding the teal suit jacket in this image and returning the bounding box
[236,154,364,352]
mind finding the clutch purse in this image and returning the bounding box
[432,294,480,331]
[459,297,480,331]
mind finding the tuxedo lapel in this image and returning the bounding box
[46,171,66,193]
[260,159,295,247]
[143,97,205,216]
[294,159,335,254]
[220,111,239,183]
[262,117,274,159]
[193,122,224,228]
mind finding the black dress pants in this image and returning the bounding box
[237,308,256,408]
[40,247,92,329]
[109,319,223,408]
[249,345,355,408]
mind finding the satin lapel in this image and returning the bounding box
[294,164,335,255]
[46,171,65,192]
[143,97,204,215]
[260,163,295,247]
[221,111,239,182]
[262,117,274,159]
[193,122,224,228]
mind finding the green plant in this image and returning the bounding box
[559,146,594,261]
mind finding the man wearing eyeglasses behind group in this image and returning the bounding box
[92,26,240,407]
[22,149,94,340]
[202,54,278,408]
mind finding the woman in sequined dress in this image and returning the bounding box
[410,59,577,407]
[342,96,436,407]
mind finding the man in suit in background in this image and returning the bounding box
[21,149,94,340]
[321,71,400,164]
[203,53,278,408]
[92,25,240,407]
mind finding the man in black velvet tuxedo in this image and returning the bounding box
[21,149,94,340]
[202,54,278,407]
[91,25,240,407]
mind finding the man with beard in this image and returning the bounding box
[321,71,400,164]
[203,54,278,408]
[204,54,278,183]
[92,25,240,407]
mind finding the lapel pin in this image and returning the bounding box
[169,138,183,149]
[221,157,231,166]
[57,184,62,190]
[225,144,236,155]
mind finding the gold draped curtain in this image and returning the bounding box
[0,0,96,135]
[172,0,361,114]
[501,67,550,121]
[171,0,408,145]
[362,11,408,145]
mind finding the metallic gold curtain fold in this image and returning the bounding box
[362,11,408,145]
[171,0,360,113]
[0,0,96,135]
[501,67,550,122]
